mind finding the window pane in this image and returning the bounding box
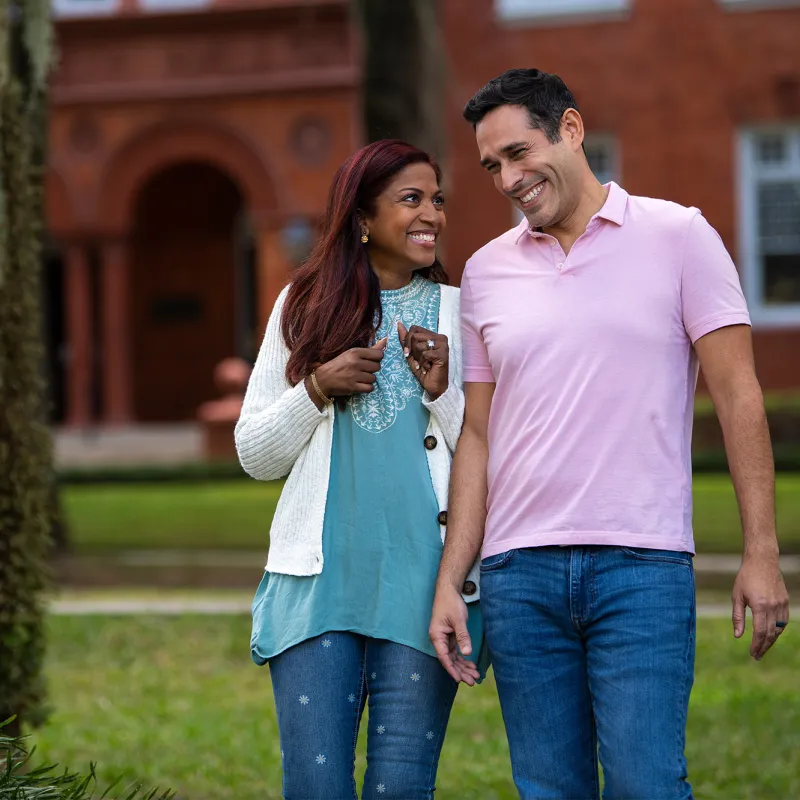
[585,139,616,185]
[758,181,800,304]
[497,0,630,19]
[586,146,608,176]
[764,254,800,305]
[756,134,787,165]
[758,182,800,253]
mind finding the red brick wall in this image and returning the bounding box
[440,0,800,390]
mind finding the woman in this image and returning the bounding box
[235,140,483,800]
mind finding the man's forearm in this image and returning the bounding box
[718,387,778,558]
[437,427,489,590]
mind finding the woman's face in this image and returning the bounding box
[362,163,446,275]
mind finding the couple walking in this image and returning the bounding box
[235,68,789,800]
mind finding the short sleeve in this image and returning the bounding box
[681,212,751,343]
[461,265,495,382]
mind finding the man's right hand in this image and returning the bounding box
[307,339,387,407]
[429,583,479,686]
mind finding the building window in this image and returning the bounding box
[53,0,210,15]
[53,0,119,18]
[718,1,800,11]
[496,0,631,25]
[139,0,211,10]
[738,128,800,326]
[585,135,619,186]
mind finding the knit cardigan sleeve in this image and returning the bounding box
[235,287,329,481]
[422,286,465,454]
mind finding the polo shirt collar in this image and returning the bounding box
[596,181,628,226]
[514,181,628,244]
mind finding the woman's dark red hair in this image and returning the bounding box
[281,139,448,386]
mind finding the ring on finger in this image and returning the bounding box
[776,620,788,629]
[426,339,435,350]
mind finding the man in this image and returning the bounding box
[429,68,790,799]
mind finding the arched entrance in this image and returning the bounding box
[131,162,256,421]
[51,118,294,425]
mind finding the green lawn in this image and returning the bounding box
[27,615,800,800]
[62,474,800,554]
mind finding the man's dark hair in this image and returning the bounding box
[463,68,579,143]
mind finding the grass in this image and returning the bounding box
[27,614,800,800]
[62,475,800,554]
[693,474,800,553]
[62,481,282,553]
[693,391,800,415]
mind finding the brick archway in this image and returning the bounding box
[96,117,280,234]
[45,168,76,237]
[84,118,284,424]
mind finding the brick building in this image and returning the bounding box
[45,0,358,426]
[441,0,800,391]
[45,0,800,427]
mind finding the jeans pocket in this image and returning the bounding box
[621,547,693,568]
[480,549,517,572]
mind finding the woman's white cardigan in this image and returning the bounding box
[234,283,480,603]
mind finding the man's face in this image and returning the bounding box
[475,104,582,230]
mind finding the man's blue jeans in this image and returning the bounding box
[481,546,695,800]
[269,632,458,799]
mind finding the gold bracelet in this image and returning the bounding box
[310,370,333,405]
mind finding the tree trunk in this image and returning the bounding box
[0,0,56,729]
[353,0,445,160]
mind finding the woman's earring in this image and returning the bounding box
[361,230,369,244]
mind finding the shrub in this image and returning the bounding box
[0,719,173,799]
[57,461,247,486]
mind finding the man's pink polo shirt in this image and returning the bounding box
[461,183,751,558]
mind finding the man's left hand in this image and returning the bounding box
[732,552,790,660]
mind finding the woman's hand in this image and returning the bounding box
[305,338,387,410]
[398,322,449,400]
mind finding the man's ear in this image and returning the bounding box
[561,108,585,152]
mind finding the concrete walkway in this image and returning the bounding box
[48,594,797,620]
[51,597,252,615]
[49,552,800,612]
[695,554,800,574]
[60,550,800,572]
[55,424,202,467]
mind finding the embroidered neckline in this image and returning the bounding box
[379,273,427,302]
[349,276,440,434]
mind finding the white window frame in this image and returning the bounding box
[52,0,211,16]
[139,0,211,11]
[53,0,119,19]
[717,0,800,11]
[737,126,800,328]
[496,0,631,26]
